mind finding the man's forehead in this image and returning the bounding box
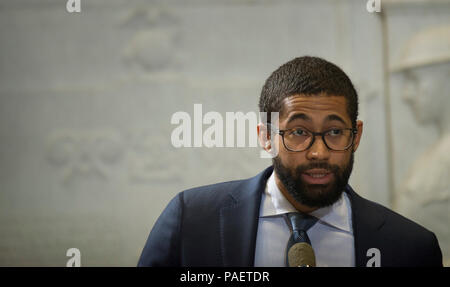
[280,95,350,125]
[280,94,348,118]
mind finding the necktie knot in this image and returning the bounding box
[287,212,318,235]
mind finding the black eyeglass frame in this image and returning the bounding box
[268,124,358,152]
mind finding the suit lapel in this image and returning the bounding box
[219,167,273,266]
[345,185,386,267]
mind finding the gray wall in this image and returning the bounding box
[0,0,447,266]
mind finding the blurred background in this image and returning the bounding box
[0,0,449,266]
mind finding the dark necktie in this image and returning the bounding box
[285,212,318,267]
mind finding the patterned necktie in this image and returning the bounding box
[285,212,318,267]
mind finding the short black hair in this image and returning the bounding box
[259,56,359,128]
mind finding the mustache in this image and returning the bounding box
[294,162,340,175]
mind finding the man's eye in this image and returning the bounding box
[292,129,308,136]
[328,129,343,136]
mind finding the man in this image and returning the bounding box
[138,56,442,267]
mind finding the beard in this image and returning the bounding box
[272,153,354,208]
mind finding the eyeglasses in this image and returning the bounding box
[269,124,357,152]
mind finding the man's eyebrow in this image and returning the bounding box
[286,113,311,124]
[286,113,348,125]
[325,114,347,125]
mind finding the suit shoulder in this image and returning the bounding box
[180,178,248,208]
[363,196,433,234]
[357,195,442,265]
[356,194,438,246]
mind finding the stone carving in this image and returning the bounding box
[46,130,124,186]
[120,6,179,29]
[126,128,185,185]
[122,28,181,72]
[120,7,181,72]
[394,25,450,266]
[46,128,185,186]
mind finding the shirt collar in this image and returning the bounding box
[260,171,353,233]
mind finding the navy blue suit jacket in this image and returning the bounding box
[138,166,442,267]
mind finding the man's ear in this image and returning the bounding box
[257,123,271,152]
[352,120,363,152]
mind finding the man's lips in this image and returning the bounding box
[301,169,333,185]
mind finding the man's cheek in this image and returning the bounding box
[288,154,307,168]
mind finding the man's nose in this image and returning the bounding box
[305,136,330,161]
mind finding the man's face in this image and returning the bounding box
[265,94,363,209]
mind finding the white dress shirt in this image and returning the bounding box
[254,171,355,267]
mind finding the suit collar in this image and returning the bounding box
[219,166,273,266]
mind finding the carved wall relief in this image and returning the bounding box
[394,25,450,265]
